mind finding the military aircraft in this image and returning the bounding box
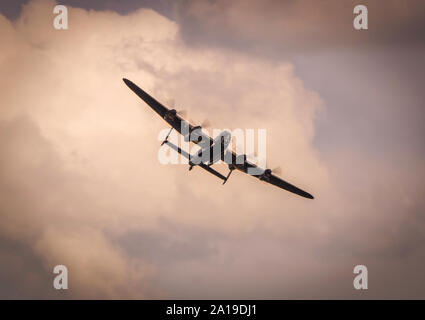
[123,78,314,199]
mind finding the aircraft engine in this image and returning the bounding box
[236,154,247,165]
[259,168,272,181]
[164,109,177,122]
[184,126,203,143]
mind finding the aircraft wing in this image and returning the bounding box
[123,78,213,145]
[198,163,227,182]
[164,141,227,182]
[226,151,314,199]
[266,174,314,199]
[123,78,168,117]
[163,140,191,160]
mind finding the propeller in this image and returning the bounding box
[167,98,187,117]
[177,109,187,117]
[246,153,258,166]
[272,166,282,175]
[265,158,282,176]
[246,151,258,161]
[168,99,175,108]
[201,118,211,128]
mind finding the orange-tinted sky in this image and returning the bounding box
[1,0,425,298]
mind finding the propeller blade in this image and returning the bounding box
[272,166,282,175]
[246,151,258,161]
[201,119,211,128]
[177,109,187,117]
[168,99,175,108]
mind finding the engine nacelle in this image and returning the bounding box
[260,168,272,181]
[184,126,202,143]
[236,154,247,165]
[164,109,177,122]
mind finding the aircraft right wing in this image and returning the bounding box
[164,140,227,182]
[267,174,314,199]
[225,150,314,199]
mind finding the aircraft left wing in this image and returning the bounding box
[164,140,227,182]
[123,78,214,145]
[123,78,168,117]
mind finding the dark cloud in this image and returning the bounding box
[113,217,221,264]
[176,0,425,56]
[0,236,58,299]
[0,0,175,20]
[293,46,425,156]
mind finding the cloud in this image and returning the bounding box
[176,0,425,55]
[0,0,425,298]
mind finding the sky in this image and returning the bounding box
[0,0,425,299]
